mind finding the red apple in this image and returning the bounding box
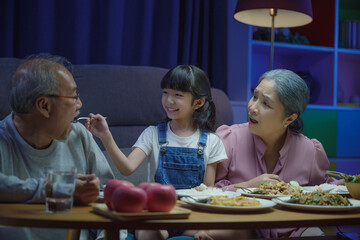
[137,182,162,209]
[138,182,162,191]
[111,186,147,213]
[146,184,177,212]
[104,179,135,210]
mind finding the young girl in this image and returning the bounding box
[86,65,227,240]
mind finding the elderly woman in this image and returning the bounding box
[213,69,340,239]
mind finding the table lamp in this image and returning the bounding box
[234,0,313,69]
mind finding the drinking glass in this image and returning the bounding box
[44,167,77,213]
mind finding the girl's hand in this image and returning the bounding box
[85,113,111,140]
[235,174,281,188]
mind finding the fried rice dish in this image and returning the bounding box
[256,181,302,195]
[206,195,261,207]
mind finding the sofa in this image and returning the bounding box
[0,57,234,185]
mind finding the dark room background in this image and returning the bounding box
[0,0,237,92]
[1,0,359,174]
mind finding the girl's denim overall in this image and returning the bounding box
[154,122,207,189]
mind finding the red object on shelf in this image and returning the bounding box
[290,0,335,47]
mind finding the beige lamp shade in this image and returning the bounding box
[234,0,313,69]
[234,0,313,28]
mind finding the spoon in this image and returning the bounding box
[235,186,264,194]
[249,189,265,194]
[278,197,299,203]
[326,170,346,178]
[72,116,107,123]
[326,170,357,182]
[180,195,211,204]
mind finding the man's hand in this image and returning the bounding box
[74,174,100,205]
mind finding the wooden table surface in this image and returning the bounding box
[1,201,359,239]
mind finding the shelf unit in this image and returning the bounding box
[245,0,360,174]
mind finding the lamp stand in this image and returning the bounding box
[269,8,277,70]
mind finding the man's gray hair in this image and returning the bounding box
[9,53,73,114]
[259,69,310,132]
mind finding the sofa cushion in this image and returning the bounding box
[0,58,24,119]
[211,88,234,129]
[74,65,168,149]
[74,65,168,126]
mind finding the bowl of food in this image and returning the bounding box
[346,182,360,200]
[326,171,360,199]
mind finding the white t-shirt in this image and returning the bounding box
[133,122,228,182]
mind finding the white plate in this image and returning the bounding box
[176,188,241,198]
[272,196,360,212]
[180,196,276,212]
[302,184,349,195]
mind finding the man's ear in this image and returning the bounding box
[35,96,51,118]
[283,113,298,128]
[193,98,206,110]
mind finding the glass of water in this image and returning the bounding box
[44,167,77,213]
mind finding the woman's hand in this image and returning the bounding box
[85,113,111,140]
[235,174,281,188]
[337,179,345,185]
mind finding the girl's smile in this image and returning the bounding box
[165,106,179,113]
[161,88,195,122]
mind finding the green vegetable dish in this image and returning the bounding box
[342,174,360,183]
[290,191,352,206]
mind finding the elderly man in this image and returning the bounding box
[0,54,114,239]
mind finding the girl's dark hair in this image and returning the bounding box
[161,65,216,132]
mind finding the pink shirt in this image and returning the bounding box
[215,123,336,238]
[215,123,335,190]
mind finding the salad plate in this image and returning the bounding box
[272,196,360,212]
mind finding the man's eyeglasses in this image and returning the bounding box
[47,90,80,101]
